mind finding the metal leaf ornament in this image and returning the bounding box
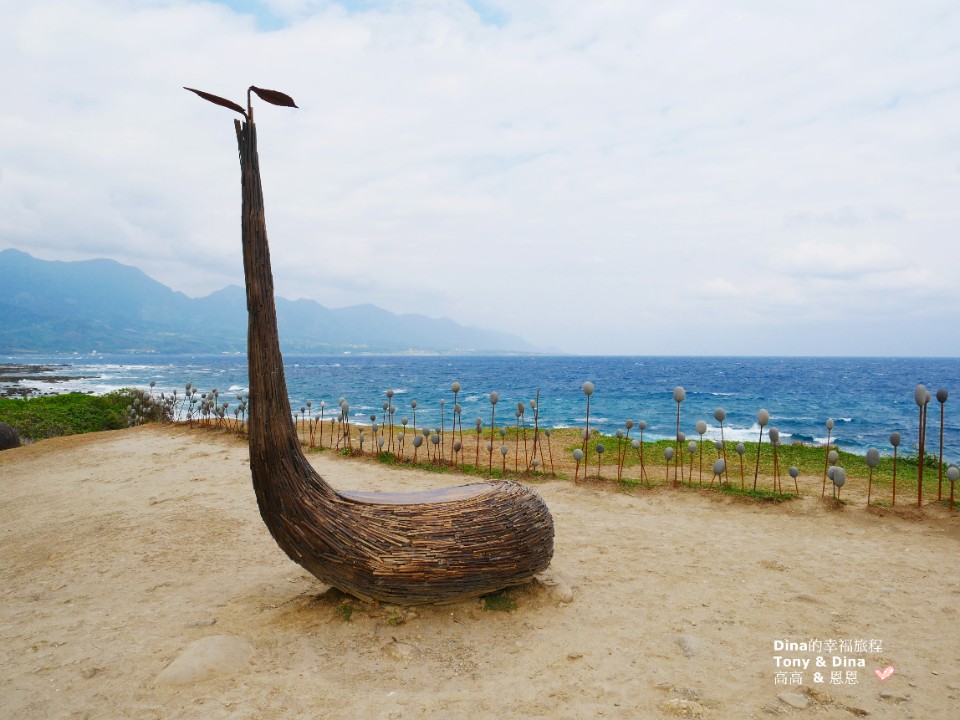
[249,86,298,107]
[184,87,247,117]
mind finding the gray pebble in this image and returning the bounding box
[777,692,809,709]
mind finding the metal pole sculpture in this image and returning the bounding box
[520,402,529,470]
[676,431,686,483]
[615,429,625,482]
[832,467,846,501]
[529,394,544,472]
[450,381,461,461]
[488,392,499,475]
[821,418,834,498]
[916,385,927,507]
[638,420,648,484]
[768,427,780,494]
[673,387,685,481]
[736,442,745,490]
[696,420,707,485]
[475,417,482,468]
[186,85,553,605]
[514,403,523,473]
[937,389,948,501]
[582,381,595,473]
[865,447,880,507]
[687,440,697,485]
[545,427,555,475]
[711,441,723,487]
[713,458,726,486]
[620,419,634,482]
[439,400,445,464]
[890,431,901,505]
[386,389,395,453]
[948,464,958,512]
[714,408,727,471]
[753,409,769,491]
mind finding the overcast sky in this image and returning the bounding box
[2,1,959,355]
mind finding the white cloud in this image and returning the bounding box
[1,0,959,355]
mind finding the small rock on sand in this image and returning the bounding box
[880,690,909,703]
[534,570,574,605]
[381,639,421,661]
[185,617,217,628]
[777,691,810,709]
[675,634,702,658]
[658,698,704,717]
[155,635,252,686]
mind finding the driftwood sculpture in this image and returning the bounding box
[186,86,554,604]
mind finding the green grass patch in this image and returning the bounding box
[481,589,517,612]
[0,390,155,441]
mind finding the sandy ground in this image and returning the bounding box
[2,425,959,720]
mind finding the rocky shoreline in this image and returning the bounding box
[0,363,97,398]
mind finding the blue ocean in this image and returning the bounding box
[4,354,959,458]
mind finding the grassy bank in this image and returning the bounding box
[0,390,154,441]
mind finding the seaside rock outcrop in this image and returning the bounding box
[0,422,20,450]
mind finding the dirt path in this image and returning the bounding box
[2,425,958,719]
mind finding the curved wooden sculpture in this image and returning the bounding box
[186,86,554,604]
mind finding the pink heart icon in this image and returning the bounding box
[874,666,895,681]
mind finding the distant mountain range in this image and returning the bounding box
[0,249,535,354]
